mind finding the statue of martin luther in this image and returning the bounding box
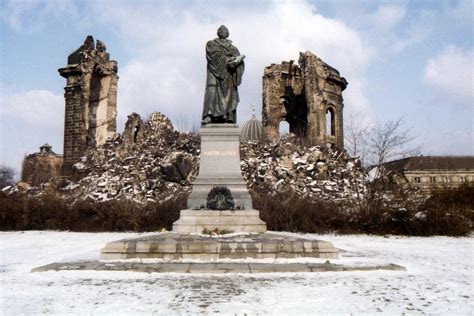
[202,25,245,125]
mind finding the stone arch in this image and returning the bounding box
[279,120,290,136]
[325,106,336,136]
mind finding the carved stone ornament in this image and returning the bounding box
[206,186,235,210]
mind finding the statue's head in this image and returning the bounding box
[217,25,229,39]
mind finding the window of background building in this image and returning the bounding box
[414,177,421,183]
[429,176,436,183]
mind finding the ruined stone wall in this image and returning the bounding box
[59,36,118,175]
[21,144,63,186]
[262,51,347,148]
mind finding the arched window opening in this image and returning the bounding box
[133,125,140,143]
[325,108,336,136]
[279,120,290,137]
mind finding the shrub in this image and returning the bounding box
[0,191,184,232]
[252,184,473,236]
[0,185,472,236]
[421,184,474,236]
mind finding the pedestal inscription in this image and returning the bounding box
[173,125,267,233]
[186,125,253,210]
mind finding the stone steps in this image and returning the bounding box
[32,261,406,274]
[172,209,267,234]
[99,232,339,260]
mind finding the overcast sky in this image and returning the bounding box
[1,0,473,173]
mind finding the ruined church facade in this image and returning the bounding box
[58,36,118,175]
[262,51,347,148]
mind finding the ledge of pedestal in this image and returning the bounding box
[172,209,267,234]
[98,231,340,260]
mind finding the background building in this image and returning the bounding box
[21,144,63,187]
[383,156,474,190]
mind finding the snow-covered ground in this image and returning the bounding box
[1,231,472,315]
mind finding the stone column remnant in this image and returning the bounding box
[58,35,119,175]
[262,51,347,148]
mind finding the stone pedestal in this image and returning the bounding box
[173,209,267,233]
[187,125,253,210]
[173,124,266,233]
[99,232,339,260]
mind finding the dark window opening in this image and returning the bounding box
[282,86,308,138]
[133,125,140,143]
[325,108,336,136]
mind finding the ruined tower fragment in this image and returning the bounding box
[59,35,118,175]
[21,144,63,186]
[262,51,347,148]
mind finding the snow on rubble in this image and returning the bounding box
[64,112,200,204]
[4,112,368,204]
[240,134,367,201]
[4,112,200,204]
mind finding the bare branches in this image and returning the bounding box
[345,115,420,169]
[368,117,420,167]
[345,113,370,165]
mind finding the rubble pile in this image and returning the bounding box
[240,134,367,201]
[4,112,370,204]
[61,112,200,204]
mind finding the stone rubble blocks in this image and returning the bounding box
[6,114,369,207]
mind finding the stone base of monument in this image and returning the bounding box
[186,125,253,210]
[172,125,267,235]
[33,260,406,274]
[90,124,346,271]
[172,209,267,234]
[99,232,339,260]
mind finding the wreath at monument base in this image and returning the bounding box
[206,186,235,210]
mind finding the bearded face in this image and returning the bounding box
[217,25,229,39]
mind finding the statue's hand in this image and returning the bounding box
[228,54,245,68]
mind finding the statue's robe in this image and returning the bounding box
[202,38,244,123]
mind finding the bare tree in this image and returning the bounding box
[345,115,420,174]
[0,165,16,188]
[368,117,419,166]
[345,113,370,165]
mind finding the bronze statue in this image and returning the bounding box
[202,25,245,125]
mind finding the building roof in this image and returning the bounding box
[383,156,474,172]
